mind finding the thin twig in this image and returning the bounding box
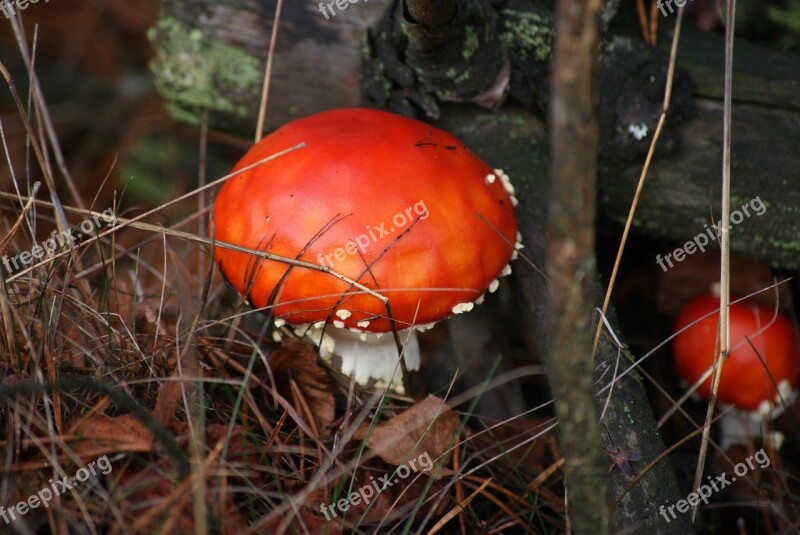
[0,181,40,254]
[590,6,686,361]
[255,0,283,143]
[7,16,85,211]
[635,0,651,43]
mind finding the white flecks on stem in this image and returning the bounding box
[720,405,785,451]
[753,380,797,420]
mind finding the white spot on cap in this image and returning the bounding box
[336,309,351,320]
[489,279,500,293]
[452,302,474,314]
[272,330,283,342]
[510,195,519,206]
[511,250,519,261]
[501,264,512,277]
[494,168,515,197]
[273,318,286,328]
[770,430,786,450]
[485,173,496,184]
[415,322,437,332]
[356,320,371,329]
[333,320,345,329]
[777,379,793,400]
[475,294,485,305]
[359,333,368,341]
[756,399,773,418]
[313,321,325,330]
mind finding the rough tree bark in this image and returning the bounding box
[545,0,608,532]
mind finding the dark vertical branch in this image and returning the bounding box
[546,0,609,533]
[402,0,461,55]
[404,0,457,29]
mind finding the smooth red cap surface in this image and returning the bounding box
[673,293,800,410]
[212,108,518,332]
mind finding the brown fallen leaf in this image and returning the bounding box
[270,339,335,439]
[354,395,458,479]
[70,413,153,458]
[152,374,184,427]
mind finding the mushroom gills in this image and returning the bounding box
[312,327,421,386]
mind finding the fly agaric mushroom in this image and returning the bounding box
[673,292,800,447]
[212,108,520,385]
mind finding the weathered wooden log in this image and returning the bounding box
[150,0,800,270]
[435,103,695,534]
[602,99,800,271]
[602,24,800,271]
[148,0,392,136]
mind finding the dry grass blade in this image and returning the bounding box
[690,0,737,522]
[7,14,85,211]
[270,339,336,439]
[425,477,492,535]
[0,181,40,254]
[635,0,652,44]
[255,0,283,143]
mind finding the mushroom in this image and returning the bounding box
[212,108,519,387]
[672,292,800,448]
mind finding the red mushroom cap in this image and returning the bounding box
[212,108,518,333]
[673,293,800,411]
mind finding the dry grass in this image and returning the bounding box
[2,1,800,534]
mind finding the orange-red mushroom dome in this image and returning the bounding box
[673,293,800,412]
[212,108,519,334]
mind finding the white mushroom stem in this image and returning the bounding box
[311,326,421,386]
[718,381,795,450]
[719,408,785,451]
